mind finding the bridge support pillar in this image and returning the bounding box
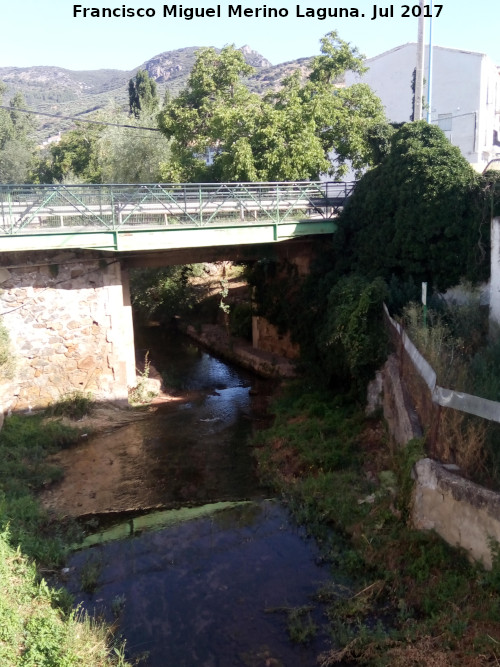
[250,246,313,360]
[0,251,136,413]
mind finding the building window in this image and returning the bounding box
[438,113,453,132]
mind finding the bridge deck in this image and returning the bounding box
[0,181,353,252]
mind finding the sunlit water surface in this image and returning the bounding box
[65,329,339,666]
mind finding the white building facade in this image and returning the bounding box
[346,43,500,173]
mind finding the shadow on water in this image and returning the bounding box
[66,500,334,666]
[62,328,343,665]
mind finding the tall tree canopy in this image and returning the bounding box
[158,33,388,182]
[37,123,103,183]
[128,69,159,118]
[0,86,37,183]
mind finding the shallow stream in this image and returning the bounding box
[61,329,339,666]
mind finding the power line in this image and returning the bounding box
[430,110,477,122]
[0,105,161,131]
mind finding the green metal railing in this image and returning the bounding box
[0,181,354,234]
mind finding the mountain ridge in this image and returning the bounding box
[0,45,312,140]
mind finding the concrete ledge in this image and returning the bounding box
[382,354,422,445]
[412,458,500,568]
[185,324,296,378]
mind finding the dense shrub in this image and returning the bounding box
[334,121,487,291]
[317,275,388,392]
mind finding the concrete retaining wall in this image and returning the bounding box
[381,349,500,569]
[0,250,136,412]
[413,458,500,568]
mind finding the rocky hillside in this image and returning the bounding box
[0,45,312,141]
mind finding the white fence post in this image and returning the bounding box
[489,217,500,327]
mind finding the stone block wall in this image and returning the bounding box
[0,250,135,413]
[252,316,300,360]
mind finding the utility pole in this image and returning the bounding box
[426,0,434,123]
[414,0,425,121]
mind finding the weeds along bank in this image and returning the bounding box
[245,262,500,658]
[0,405,130,666]
[254,384,500,664]
[399,297,500,490]
[0,530,128,667]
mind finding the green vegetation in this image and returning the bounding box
[244,127,500,652]
[128,352,158,405]
[45,390,94,421]
[12,34,388,184]
[0,84,37,183]
[334,121,488,292]
[399,297,500,488]
[37,122,103,184]
[158,34,388,182]
[255,384,500,664]
[316,275,388,394]
[96,109,171,184]
[0,413,81,564]
[267,605,318,644]
[129,265,201,324]
[35,103,172,184]
[128,69,159,118]
[0,530,128,666]
[248,261,388,397]
[0,316,15,380]
[247,120,493,399]
[0,409,130,665]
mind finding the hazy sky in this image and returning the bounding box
[2,0,499,71]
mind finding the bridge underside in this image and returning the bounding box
[118,237,323,270]
[0,219,336,253]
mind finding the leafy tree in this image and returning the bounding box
[38,123,103,183]
[334,121,485,291]
[130,266,198,323]
[317,274,388,391]
[309,31,367,84]
[0,88,37,183]
[158,34,388,182]
[129,69,159,118]
[365,122,397,165]
[37,103,171,184]
[158,45,257,182]
[97,111,170,183]
[302,74,387,177]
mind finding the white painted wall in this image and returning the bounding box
[346,43,500,172]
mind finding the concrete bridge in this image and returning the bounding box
[0,181,353,253]
[0,181,352,415]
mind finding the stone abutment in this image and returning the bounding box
[0,250,135,414]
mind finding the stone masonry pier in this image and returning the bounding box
[0,250,135,413]
[0,239,318,416]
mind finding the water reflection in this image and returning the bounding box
[62,330,339,665]
[67,501,331,667]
